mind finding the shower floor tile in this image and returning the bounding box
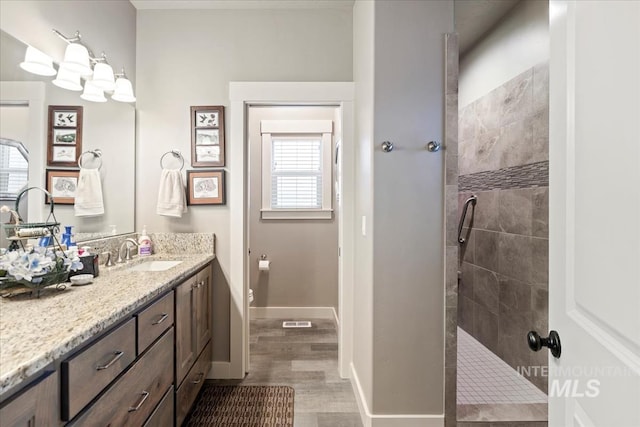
[457,327,547,405]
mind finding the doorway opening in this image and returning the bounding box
[246,104,341,329]
[228,82,355,381]
[453,0,550,424]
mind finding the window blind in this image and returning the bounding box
[271,137,322,209]
[0,144,28,200]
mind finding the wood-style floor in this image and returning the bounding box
[210,318,362,427]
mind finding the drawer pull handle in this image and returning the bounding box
[152,313,169,325]
[192,281,203,289]
[96,351,124,370]
[128,391,150,412]
[191,372,205,384]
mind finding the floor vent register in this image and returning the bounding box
[282,321,312,328]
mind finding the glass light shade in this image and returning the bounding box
[92,63,115,91]
[61,43,92,76]
[52,67,83,91]
[80,80,107,103]
[111,77,136,102]
[19,46,56,76]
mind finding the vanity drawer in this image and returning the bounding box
[61,317,136,421]
[143,385,174,427]
[137,291,174,353]
[175,340,212,427]
[69,328,174,427]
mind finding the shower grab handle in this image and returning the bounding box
[457,195,477,244]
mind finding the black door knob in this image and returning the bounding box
[527,330,562,358]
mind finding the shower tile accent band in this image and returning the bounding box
[459,161,548,192]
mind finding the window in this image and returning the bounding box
[0,139,29,201]
[261,120,333,219]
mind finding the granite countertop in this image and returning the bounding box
[0,252,214,398]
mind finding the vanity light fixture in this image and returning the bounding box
[52,67,83,91]
[80,80,107,103]
[18,29,136,103]
[19,46,56,76]
[91,61,116,91]
[111,68,136,103]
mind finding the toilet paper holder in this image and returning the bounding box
[258,254,271,271]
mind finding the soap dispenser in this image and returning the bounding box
[138,226,152,257]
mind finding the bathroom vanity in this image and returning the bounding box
[0,238,215,426]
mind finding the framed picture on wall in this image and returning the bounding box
[47,105,83,167]
[191,105,224,167]
[45,169,79,204]
[187,170,225,205]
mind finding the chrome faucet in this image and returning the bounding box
[117,238,140,263]
[101,251,115,267]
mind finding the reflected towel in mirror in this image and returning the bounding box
[74,168,104,216]
[156,169,187,217]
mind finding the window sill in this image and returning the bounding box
[260,209,333,220]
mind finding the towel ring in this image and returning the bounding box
[160,150,184,171]
[78,149,102,170]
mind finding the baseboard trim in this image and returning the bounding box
[208,361,232,379]
[250,306,338,326]
[350,363,444,427]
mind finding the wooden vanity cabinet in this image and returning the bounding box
[0,261,213,427]
[175,265,212,426]
[0,371,59,427]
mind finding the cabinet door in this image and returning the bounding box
[0,370,59,427]
[175,275,197,387]
[194,266,212,356]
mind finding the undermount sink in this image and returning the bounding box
[127,260,183,272]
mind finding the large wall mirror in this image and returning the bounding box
[0,29,135,247]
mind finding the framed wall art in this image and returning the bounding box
[187,170,225,205]
[45,169,79,204]
[191,105,224,167]
[47,105,83,167]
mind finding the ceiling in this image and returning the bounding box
[129,0,520,55]
[129,0,354,9]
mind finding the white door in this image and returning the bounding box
[548,1,640,426]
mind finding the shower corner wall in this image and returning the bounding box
[444,32,460,427]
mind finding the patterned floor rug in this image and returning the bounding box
[185,385,295,426]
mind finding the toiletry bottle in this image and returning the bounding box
[61,225,76,248]
[138,226,152,257]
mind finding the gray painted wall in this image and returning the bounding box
[352,0,453,417]
[136,8,352,361]
[248,105,339,310]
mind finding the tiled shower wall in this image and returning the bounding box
[458,63,549,392]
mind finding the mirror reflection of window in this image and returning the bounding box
[0,138,29,201]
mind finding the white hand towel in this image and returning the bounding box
[74,168,104,217]
[156,169,187,217]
